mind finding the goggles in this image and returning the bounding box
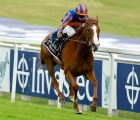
[77,15,85,18]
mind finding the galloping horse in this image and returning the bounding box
[40,16,100,114]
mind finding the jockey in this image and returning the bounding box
[51,3,89,50]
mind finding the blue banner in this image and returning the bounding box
[10,49,102,106]
[117,63,140,112]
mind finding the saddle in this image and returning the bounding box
[43,33,68,63]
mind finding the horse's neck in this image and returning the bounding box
[75,26,82,33]
[75,37,92,57]
[71,27,92,56]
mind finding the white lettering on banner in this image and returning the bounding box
[17,54,30,92]
[77,76,85,100]
[63,77,69,97]
[32,57,36,92]
[125,67,140,109]
[54,70,70,97]
[37,69,45,94]
[31,57,52,94]
[77,76,93,101]
[44,70,52,94]
[86,80,93,101]
[16,54,93,102]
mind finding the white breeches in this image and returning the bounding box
[62,25,76,37]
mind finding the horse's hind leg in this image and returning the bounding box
[44,58,65,103]
[85,70,98,112]
[66,71,82,114]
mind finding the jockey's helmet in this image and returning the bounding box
[75,4,88,16]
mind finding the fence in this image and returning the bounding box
[0,36,140,117]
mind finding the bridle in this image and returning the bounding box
[66,21,99,55]
[67,22,98,43]
[85,21,98,47]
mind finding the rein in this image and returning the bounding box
[65,38,87,44]
[65,38,94,48]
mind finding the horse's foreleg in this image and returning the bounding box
[68,83,75,100]
[85,70,98,112]
[66,71,82,114]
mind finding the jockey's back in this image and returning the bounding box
[48,4,89,55]
[59,9,89,31]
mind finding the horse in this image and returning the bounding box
[40,16,100,114]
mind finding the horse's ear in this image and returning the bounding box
[95,16,99,22]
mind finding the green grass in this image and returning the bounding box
[0,0,140,38]
[0,92,140,120]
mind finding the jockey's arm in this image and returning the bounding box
[57,13,72,37]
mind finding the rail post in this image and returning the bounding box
[11,43,18,102]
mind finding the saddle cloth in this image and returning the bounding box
[43,38,67,63]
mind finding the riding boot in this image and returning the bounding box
[51,33,68,50]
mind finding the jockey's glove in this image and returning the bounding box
[57,30,62,38]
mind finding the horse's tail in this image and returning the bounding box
[39,52,45,65]
[40,57,45,65]
[36,53,45,70]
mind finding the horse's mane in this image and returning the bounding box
[75,17,99,35]
[86,17,99,24]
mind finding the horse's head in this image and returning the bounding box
[83,16,100,52]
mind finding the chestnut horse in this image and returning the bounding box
[40,16,100,114]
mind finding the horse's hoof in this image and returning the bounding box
[59,98,65,103]
[90,105,96,112]
[75,110,82,114]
